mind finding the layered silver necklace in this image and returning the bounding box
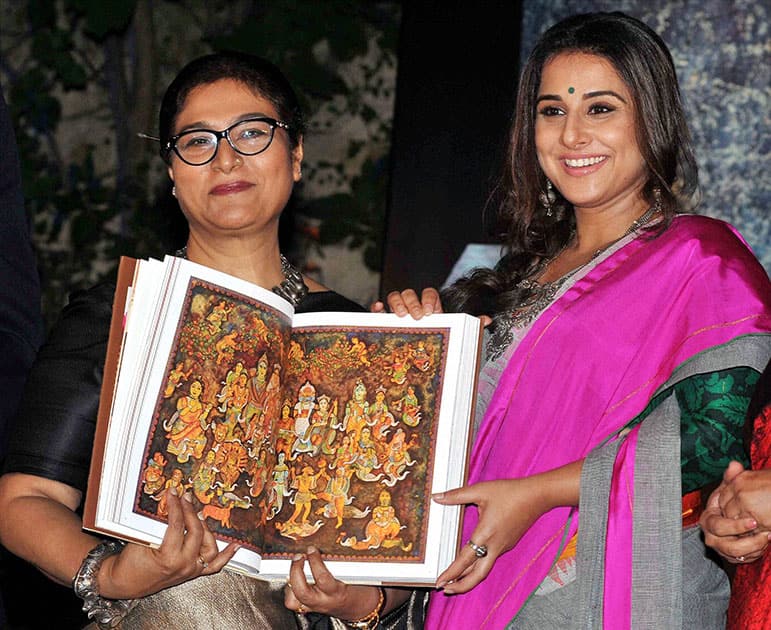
[486,205,661,361]
[174,246,309,307]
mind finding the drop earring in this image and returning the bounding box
[539,179,556,217]
[172,186,177,198]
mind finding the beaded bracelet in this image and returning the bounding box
[72,540,137,628]
[344,587,386,630]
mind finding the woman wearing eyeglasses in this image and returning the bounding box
[0,52,391,629]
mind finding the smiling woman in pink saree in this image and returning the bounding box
[424,215,771,629]
[371,12,771,630]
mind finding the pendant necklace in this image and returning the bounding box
[174,246,309,307]
[487,204,661,360]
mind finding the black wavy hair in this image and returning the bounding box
[444,12,698,317]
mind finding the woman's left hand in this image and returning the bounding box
[432,478,550,594]
[284,546,383,620]
[370,288,492,327]
[717,465,771,529]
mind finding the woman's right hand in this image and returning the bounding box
[431,479,546,594]
[431,460,582,594]
[370,288,443,319]
[99,488,239,599]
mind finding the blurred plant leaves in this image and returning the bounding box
[303,156,388,271]
[67,0,137,40]
[10,69,62,133]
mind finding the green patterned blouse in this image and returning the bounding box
[628,366,759,494]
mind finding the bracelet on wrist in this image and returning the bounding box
[343,587,386,630]
[72,540,137,629]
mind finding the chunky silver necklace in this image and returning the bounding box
[486,205,661,361]
[174,246,309,307]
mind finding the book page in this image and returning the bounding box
[253,312,478,582]
[101,258,293,559]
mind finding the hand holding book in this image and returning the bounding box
[284,547,410,622]
[97,488,239,599]
[371,287,493,328]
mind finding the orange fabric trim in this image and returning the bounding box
[556,489,704,563]
[556,534,578,562]
[681,488,705,528]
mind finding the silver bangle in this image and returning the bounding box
[72,540,137,628]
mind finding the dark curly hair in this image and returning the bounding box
[443,12,698,317]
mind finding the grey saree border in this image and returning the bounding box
[578,333,771,629]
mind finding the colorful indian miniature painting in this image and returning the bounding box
[134,279,451,564]
[262,324,450,564]
[134,278,291,549]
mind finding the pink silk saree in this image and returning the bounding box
[426,215,771,629]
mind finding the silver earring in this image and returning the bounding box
[653,186,662,213]
[539,179,556,217]
[172,186,177,198]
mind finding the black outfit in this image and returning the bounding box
[0,90,44,461]
[0,86,45,630]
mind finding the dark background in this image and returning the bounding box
[382,1,521,294]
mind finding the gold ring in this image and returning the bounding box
[197,555,208,568]
[297,604,308,615]
[286,581,293,590]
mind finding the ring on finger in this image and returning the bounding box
[197,555,209,569]
[297,604,308,615]
[467,539,488,558]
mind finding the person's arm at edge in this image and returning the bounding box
[0,471,238,599]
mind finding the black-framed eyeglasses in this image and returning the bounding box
[142,116,291,166]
